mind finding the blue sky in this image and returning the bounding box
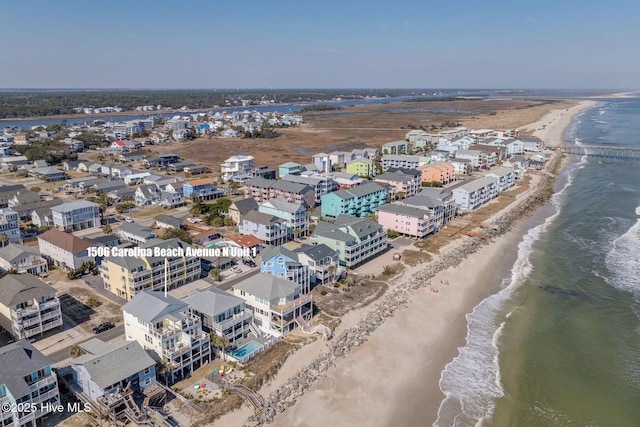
[1,0,637,89]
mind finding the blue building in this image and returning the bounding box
[183,178,221,200]
[260,245,310,294]
[278,162,303,178]
[320,181,387,218]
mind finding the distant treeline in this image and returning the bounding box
[0,89,426,119]
[405,96,466,103]
[297,104,343,113]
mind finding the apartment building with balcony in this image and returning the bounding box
[239,210,288,246]
[221,154,254,182]
[0,341,60,427]
[374,170,420,199]
[380,155,430,172]
[452,176,499,213]
[37,229,94,271]
[311,215,388,268]
[100,238,201,301]
[294,244,341,285]
[122,291,211,385]
[281,173,334,200]
[258,198,309,238]
[376,204,431,238]
[244,177,315,208]
[260,245,310,294]
[0,208,20,243]
[0,274,62,341]
[420,162,456,185]
[400,188,458,232]
[233,273,313,336]
[182,287,254,346]
[320,181,386,218]
[51,200,100,232]
[0,244,48,276]
[485,166,517,193]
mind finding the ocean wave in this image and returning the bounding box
[434,164,580,426]
[604,208,640,297]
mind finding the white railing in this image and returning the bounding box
[227,335,282,364]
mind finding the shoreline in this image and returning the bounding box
[211,100,596,426]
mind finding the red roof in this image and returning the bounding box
[113,140,126,147]
[226,235,261,247]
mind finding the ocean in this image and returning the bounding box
[435,96,640,426]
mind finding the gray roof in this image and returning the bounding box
[279,162,301,168]
[455,176,497,193]
[331,181,385,200]
[246,177,312,194]
[376,203,430,218]
[0,274,56,307]
[485,167,515,178]
[0,340,53,399]
[243,210,285,226]
[117,222,156,238]
[374,172,414,183]
[182,287,244,317]
[386,167,421,177]
[122,290,188,323]
[231,198,259,215]
[260,245,299,264]
[281,174,325,186]
[233,272,298,301]
[260,198,305,214]
[12,191,40,205]
[0,243,41,263]
[294,243,336,261]
[73,339,155,390]
[140,238,195,263]
[315,215,382,241]
[51,200,98,213]
[153,214,183,228]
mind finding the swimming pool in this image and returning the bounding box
[231,341,261,359]
[204,240,224,248]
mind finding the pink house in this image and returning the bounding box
[376,204,430,238]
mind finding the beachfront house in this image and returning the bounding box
[232,273,313,336]
[122,291,211,385]
[375,204,431,239]
[452,176,498,213]
[260,245,310,294]
[320,181,386,218]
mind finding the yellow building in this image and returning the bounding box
[99,238,200,301]
[345,158,375,178]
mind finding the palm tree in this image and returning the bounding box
[210,333,229,361]
[102,224,112,235]
[326,264,336,285]
[0,234,8,248]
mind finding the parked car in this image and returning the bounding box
[92,322,115,334]
[125,217,134,223]
[242,258,256,267]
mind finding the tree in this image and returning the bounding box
[102,224,112,235]
[209,267,221,282]
[160,228,194,244]
[0,233,8,248]
[396,191,405,200]
[30,186,41,193]
[210,333,229,361]
[69,345,85,358]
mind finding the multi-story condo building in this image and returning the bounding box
[278,162,303,178]
[182,287,254,346]
[0,341,60,427]
[376,204,431,238]
[294,244,341,285]
[239,211,288,246]
[258,198,308,238]
[382,140,409,155]
[221,154,254,182]
[400,188,457,232]
[454,149,487,169]
[312,215,388,268]
[320,181,386,218]
[281,173,334,200]
[380,155,430,172]
[485,138,525,156]
[244,177,315,208]
[100,238,201,301]
[0,274,62,341]
[123,291,211,385]
[37,229,94,271]
[51,200,100,232]
[260,245,310,294]
[452,176,499,213]
[486,167,517,193]
[420,162,456,185]
[0,244,48,276]
[345,158,376,178]
[374,170,420,199]
[0,208,20,243]
[233,273,313,336]
[228,198,259,226]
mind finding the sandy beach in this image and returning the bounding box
[211,99,596,427]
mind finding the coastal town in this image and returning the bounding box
[0,98,581,427]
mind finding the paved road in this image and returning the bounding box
[49,324,124,363]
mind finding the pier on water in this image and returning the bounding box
[558,145,640,159]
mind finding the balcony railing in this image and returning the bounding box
[212,311,252,333]
[272,294,313,315]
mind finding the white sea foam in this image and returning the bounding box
[604,206,640,297]
[434,163,580,426]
